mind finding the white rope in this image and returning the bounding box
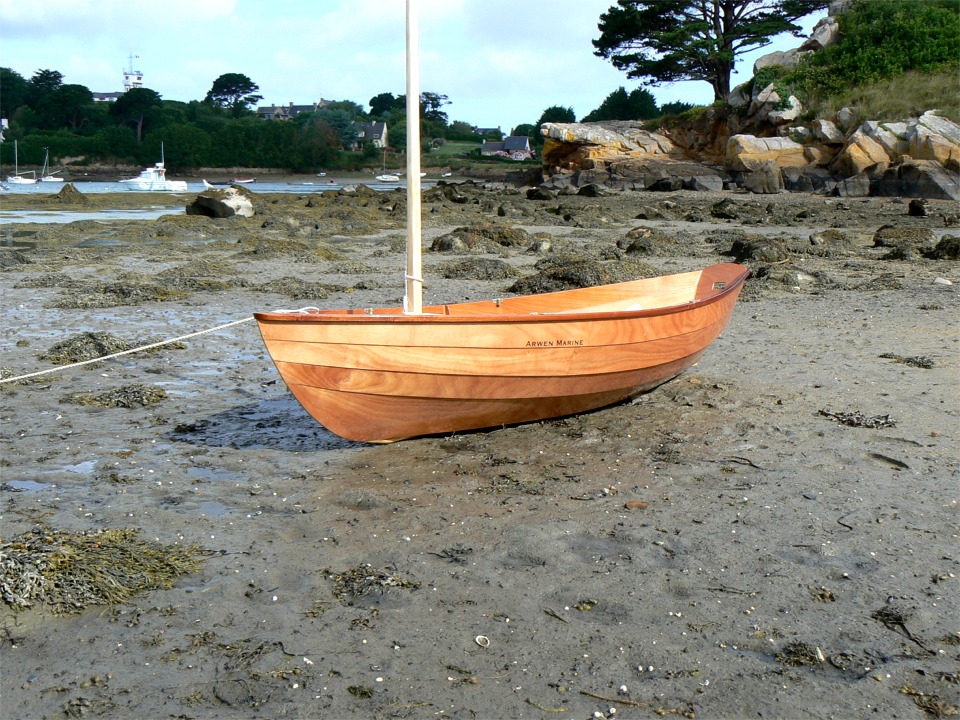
[0,316,256,385]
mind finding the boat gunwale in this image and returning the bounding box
[254,264,749,326]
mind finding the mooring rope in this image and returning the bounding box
[0,316,256,385]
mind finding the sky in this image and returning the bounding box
[0,0,825,134]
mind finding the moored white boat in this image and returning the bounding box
[40,149,64,183]
[120,162,188,191]
[6,140,37,185]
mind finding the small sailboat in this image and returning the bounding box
[40,148,64,183]
[253,0,748,443]
[6,140,37,185]
[375,149,400,182]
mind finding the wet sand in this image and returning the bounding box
[1,185,958,719]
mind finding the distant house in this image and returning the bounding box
[474,126,504,139]
[480,135,533,160]
[92,92,125,103]
[257,100,329,120]
[351,121,389,150]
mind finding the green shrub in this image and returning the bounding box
[757,0,959,120]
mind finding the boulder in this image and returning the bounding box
[834,129,891,175]
[862,121,911,157]
[683,174,725,192]
[782,166,834,193]
[541,121,680,174]
[833,172,871,197]
[726,134,807,171]
[748,83,781,124]
[742,160,784,194]
[753,49,802,75]
[186,186,254,218]
[812,119,845,145]
[910,112,960,170]
[767,96,803,125]
[836,107,857,131]
[803,145,837,166]
[800,18,839,50]
[873,158,960,201]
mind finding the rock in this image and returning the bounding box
[541,121,680,175]
[929,235,960,260]
[790,127,813,143]
[768,96,803,125]
[753,49,802,75]
[910,112,960,171]
[726,134,806,171]
[743,160,784,194]
[836,107,857,131]
[833,172,871,197]
[186,186,254,218]
[727,82,752,108]
[749,83,781,124]
[54,183,89,203]
[834,129,891,175]
[782,166,834,193]
[505,168,545,188]
[803,145,837,167]
[526,187,556,200]
[683,174,724,192]
[862,121,911,158]
[710,198,740,219]
[908,199,928,216]
[812,119,845,145]
[729,236,789,262]
[648,176,684,192]
[874,158,960,201]
[576,183,606,197]
[872,224,937,248]
[800,18,839,50]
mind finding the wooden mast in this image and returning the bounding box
[404,0,423,314]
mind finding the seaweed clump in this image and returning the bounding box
[0,527,202,614]
[326,564,420,606]
[61,382,167,408]
[508,257,656,294]
[41,332,134,365]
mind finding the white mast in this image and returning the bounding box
[404,0,423,314]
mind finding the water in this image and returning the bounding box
[0,176,443,224]
[0,177,440,195]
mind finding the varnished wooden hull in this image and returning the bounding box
[254,263,749,442]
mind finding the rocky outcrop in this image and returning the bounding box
[725,135,807,171]
[541,121,682,172]
[540,121,725,190]
[186,185,255,218]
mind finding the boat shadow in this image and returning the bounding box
[166,395,361,452]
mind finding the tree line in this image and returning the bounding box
[0,66,693,173]
[2,1,849,173]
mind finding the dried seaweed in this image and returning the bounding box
[0,527,202,614]
[326,563,420,605]
[880,353,935,369]
[62,383,167,408]
[819,409,896,429]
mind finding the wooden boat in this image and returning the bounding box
[253,0,748,442]
[254,264,748,442]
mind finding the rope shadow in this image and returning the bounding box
[166,395,361,452]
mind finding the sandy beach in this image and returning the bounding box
[1,183,957,719]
